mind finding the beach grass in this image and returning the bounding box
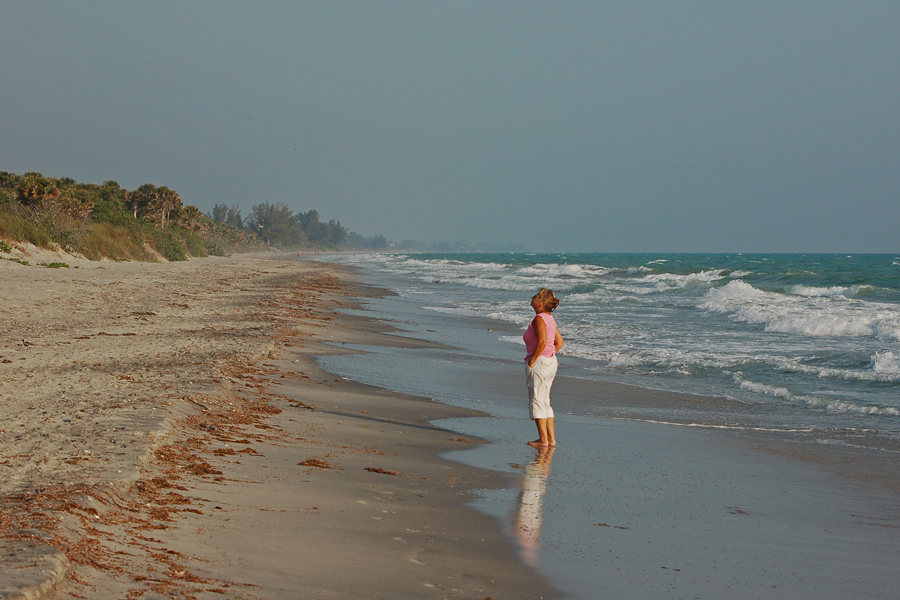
[0,209,52,249]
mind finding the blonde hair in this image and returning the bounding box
[534,288,559,312]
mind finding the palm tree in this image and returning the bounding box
[151,187,182,228]
[127,184,156,219]
[128,184,183,227]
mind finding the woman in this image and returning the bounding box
[524,288,564,447]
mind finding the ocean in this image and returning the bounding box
[321,253,900,448]
[312,252,900,599]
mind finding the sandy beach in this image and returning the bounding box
[0,252,557,599]
[4,249,900,600]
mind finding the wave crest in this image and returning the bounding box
[701,281,900,340]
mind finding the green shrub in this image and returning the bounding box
[38,262,70,268]
[181,228,207,257]
[89,183,131,225]
[0,186,18,211]
[5,257,29,266]
[151,228,187,261]
[0,240,11,253]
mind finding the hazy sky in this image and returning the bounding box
[2,2,898,252]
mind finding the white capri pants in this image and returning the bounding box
[526,355,558,420]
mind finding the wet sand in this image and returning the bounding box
[313,286,900,600]
[0,252,558,599]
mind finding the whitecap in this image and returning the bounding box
[700,280,900,341]
[634,269,728,292]
[515,263,611,279]
[787,285,851,297]
[872,350,900,375]
[736,378,795,400]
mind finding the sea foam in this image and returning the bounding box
[787,285,851,297]
[636,269,727,292]
[701,281,900,340]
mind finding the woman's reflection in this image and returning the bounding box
[513,446,554,566]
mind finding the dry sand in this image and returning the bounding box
[0,250,557,599]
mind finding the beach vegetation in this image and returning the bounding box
[38,261,70,268]
[80,222,148,261]
[238,202,348,250]
[297,209,348,248]
[0,170,265,262]
[346,232,393,249]
[128,183,183,228]
[153,230,188,261]
[5,257,29,265]
[0,205,53,248]
[211,203,244,229]
[246,202,306,248]
[1,169,393,261]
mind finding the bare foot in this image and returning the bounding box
[527,439,550,447]
[548,442,557,447]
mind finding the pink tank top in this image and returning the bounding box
[524,312,557,361]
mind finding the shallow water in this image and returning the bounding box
[311,256,900,599]
[439,412,900,600]
[322,253,900,448]
[314,280,900,599]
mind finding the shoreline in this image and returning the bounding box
[316,256,900,499]
[0,254,559,599]
[5,251,900,598]
[309,266,900,599]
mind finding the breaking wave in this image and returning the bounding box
[701,281,900,340]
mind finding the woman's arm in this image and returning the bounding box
[554,328,564,354]
[528,316,547,368]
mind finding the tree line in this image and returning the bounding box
[209,203,349,249]
[209,202,397,250]
[0,171,391,261]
